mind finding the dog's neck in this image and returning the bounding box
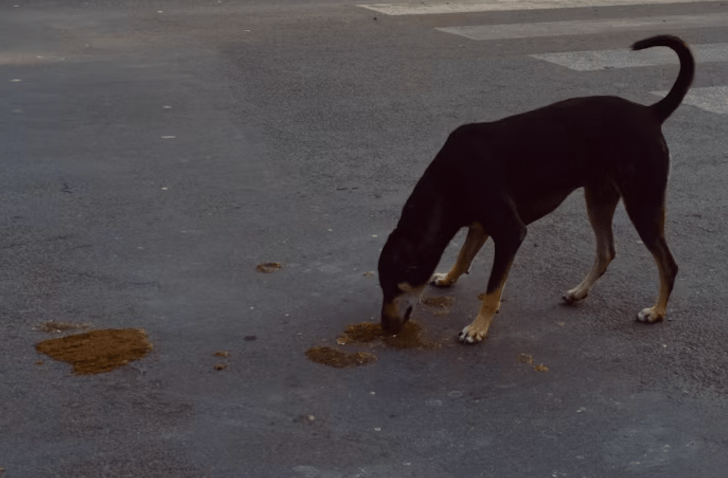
[394,193,462,278]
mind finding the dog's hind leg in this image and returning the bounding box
[623,195,678,323]
[431,223,488,287]
[459,214,526,344]
[563,182,621,304]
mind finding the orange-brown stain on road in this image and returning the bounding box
[35,328,152,375]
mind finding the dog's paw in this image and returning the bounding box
[458,325,486,344]
[636,307,664,324]
[562,288,587,305]
[430,272,455,288]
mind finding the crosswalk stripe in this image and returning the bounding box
[654,86,728,115]
[359,0,707,16]
[358,2,728,115]
[437,13,728,41]
[531,43,728,71]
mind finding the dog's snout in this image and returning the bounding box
[381,301,415,335]
[381,299,404,335]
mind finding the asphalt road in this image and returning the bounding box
[1,0,728,476]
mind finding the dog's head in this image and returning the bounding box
[377,229,431,334]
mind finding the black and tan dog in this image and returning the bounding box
[378,35,694,344]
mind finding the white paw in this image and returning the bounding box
[562,289,587,305]
[430,272,454,288]
[636,307,664,323]
[458,325,485,344]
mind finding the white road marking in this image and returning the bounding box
[437,13,728,41]
[531,43,728,71]
[359,2,728,115]
[653,86,728,115]
[531,44,728,114]
[359,0,707,16]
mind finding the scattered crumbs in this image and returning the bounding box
[534,364,549,372]
[556,321,565,327]
[383,321,441,350]
[308,320,442,368]
[421,296,454,308]
[337,322,384,344]
[256,262,282,273]
[363,271,375,277]
[214,363,227,371]
[518,353,534,365]
[335,321,440,350]
[305,346,377,368]
[213,351,230,357]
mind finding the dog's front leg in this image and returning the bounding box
[431,223,488,287]
[460,218,525,344]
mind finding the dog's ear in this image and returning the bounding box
[380,198,452,289]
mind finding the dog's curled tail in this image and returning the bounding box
[632,35,695,123]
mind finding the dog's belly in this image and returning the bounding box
[515,187,578,225]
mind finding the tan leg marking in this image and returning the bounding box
[459,284,505,344]
[637,246,673,323]
[431,224,488,288]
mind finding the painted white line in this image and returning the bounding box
[437,13,728,40]
[653,86,728,115]
[531,43,728,71]
[359,0,707,16]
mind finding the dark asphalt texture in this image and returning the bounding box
[1,1,728,476]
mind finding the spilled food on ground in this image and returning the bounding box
[421,295,455,316]
[306,320,442,368]
[256,262,282,273]
[306,292,457,368]
[305,347,378,368]
[35,328,153,375]
[420,296,454,308]
[518,352,549,372]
